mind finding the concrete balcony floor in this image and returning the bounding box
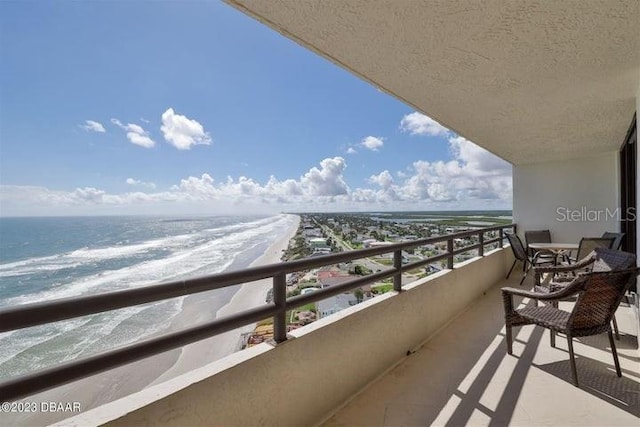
[324,275,640,427]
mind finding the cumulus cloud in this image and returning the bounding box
[161,108,211,150]
[399,112,449,136]
[368,170,394,189]
[81,120,106,133]
[0,145,511,216]
[111,118,155,148]
[346,147,357,154]
[361,136,384,151]
[448,136,511,176]
[300,157,349,197]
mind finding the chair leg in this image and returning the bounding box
[519,261,529,286]
[608,329,622,377]
[567,335,579,387]
[506,259,517,279]
[506,324,513,355]
[550,329,556,348]
[612,315,620,340]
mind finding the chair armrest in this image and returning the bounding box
[533,254,596,274]
[502,275,587,301]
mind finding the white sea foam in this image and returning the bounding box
[0,215,288,279]
[0,214,295,378]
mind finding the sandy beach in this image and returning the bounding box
[152,214,300,382]
[9,214,300,426]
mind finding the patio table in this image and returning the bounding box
[529,242,579,265]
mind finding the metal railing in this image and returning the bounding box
[0,223,515,401]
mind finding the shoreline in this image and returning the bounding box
[9,214,300,427]
[152,214,300,382]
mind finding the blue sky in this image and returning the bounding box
[0,1,512,216]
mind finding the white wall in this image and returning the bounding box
[513,153,619,243]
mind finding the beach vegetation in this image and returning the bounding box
[371,284,394,294]
[350,264,372,276]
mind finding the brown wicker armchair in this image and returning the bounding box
[533,247,635,340]
[502,265,638,387]
[533,247,635,294]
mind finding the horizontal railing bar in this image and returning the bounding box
[0,224,515,332]
[0,223,515,401]
[483,236,504,245]
[403,257,442,272]
[286,269,394,309]
[0,304,278,401]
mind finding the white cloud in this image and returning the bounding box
[361,136,384,151]
[368,170,394,189]
[126,178,156,189]
[111,118,156,148]
[81,120,106,133]
[346,147,357,154]
[300,157,349,197]
[399,112,449,136]
[0,146,511,216]
[161,108,211,150]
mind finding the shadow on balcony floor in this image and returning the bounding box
[324,276,640,426]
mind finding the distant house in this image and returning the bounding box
[317,293,358,318]
[317,271,352,288]
[368,241,394,248]
[361,238,377,248]
[312,247,331,255]
[309,237,328,248]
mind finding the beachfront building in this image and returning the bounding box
[317,293,358,319]
[2,2,639,426]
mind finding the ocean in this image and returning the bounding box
[0,214,298,381]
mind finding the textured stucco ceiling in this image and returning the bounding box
[227,0,639,165]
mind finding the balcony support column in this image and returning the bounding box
[273,273,287,343]
[393,250,402,292]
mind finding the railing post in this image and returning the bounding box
[499,228,504,246]
[273,273,287,343]
[478,232,484,257]
[447,238,454,269]
[393,250,402,292]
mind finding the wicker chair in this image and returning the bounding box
[503,263,638,386]
[601,231,625,250]
[533,247,635,340]
[505,232,555,285]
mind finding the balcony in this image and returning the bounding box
[325,277,640,426]
[2,232,632,426]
